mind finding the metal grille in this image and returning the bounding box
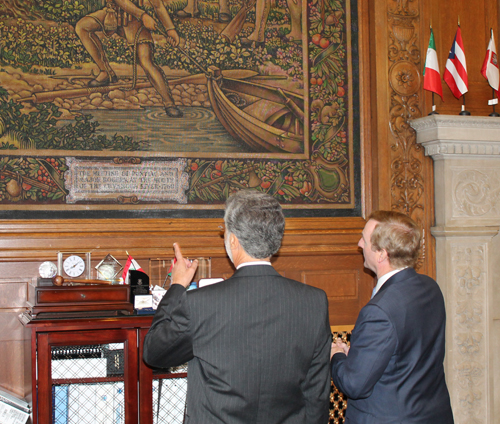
[48,340,350,423]
[329,330,351,424]
[51,343,125,424]
[53,382,125,424]
[51,344,124,379]
[152,364,188,424]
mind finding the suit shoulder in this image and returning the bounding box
[281,276,328,300]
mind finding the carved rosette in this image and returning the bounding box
[453,168,500,219]
[451,243,486,424]
[387,1,427,267]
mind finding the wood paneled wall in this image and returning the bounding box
[421,0,500,116]
[0,217,373,399]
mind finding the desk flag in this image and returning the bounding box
[481,29,499,97]
[444,26,468,98]
[122,253,144,285]
[423,28,443,100]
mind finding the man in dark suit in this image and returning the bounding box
[331,210,454,424]
[143,190,331,424]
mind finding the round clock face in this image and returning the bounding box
[39,261,57,279]
[63,255,86,278]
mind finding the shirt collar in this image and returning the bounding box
[236,261,272,270]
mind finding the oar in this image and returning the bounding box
[17,70,259,104]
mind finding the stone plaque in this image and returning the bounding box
[65,158,188,204]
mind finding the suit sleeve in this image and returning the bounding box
[301,293,332,423]
[331,304,397,399]
[143,284,194,368]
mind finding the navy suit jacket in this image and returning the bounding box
[331,268,454,424]
[143,265,331,424]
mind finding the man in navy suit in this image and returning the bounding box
[331,210,454,423]
[144,190,331,423]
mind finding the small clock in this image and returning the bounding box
[39,261,57,279]
[96,254,123,281]
[58,252,91,280]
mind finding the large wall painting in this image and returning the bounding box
[0,0,359,217]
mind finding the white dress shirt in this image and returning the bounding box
[237,261,272,269]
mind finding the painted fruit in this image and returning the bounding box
[6,179,22,197]
[319,38,330,49]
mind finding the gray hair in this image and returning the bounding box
[224,190,285,259]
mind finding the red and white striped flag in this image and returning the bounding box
[444,26,468,98]
[122,254,144,284]
[423,28,443,100]
[481,29,499,97]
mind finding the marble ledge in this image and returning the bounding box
[419,141,500,157]
[410,114,500,133]
[410,115,500,158]
[431,225,500,238]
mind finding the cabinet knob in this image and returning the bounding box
[81,294,86,299]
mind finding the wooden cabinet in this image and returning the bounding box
[24,315,352,423]
[25,316,187,424]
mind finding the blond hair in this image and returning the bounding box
[368,210,421,268]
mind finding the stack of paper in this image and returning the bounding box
[0,388,30,424]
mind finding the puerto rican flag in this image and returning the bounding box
[444,26,468,99]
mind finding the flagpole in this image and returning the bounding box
[424,24,442,114]
[459,94,471,115]
[489,88,500,117]
[429,92,439,115]
[428,22,438,115]
[483,28,500,117]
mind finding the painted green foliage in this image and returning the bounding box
[0,0,353,206]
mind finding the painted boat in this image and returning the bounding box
[206,66,305,154]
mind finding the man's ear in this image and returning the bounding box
[229,233,240,251]
[377,249,388,263]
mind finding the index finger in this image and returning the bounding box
[173,243,185,263]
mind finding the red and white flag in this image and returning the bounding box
[444,26,468,98]
[122,254,144,284]
[423,28,443,100]
[481,29,499,97]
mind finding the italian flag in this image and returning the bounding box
[423,28,444,100]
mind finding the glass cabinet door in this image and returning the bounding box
[37,329,138,424]
[138,328,187,424]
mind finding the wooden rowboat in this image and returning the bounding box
[206,66,305,154]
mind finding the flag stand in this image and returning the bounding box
[459,95,471,115]
[489,88,500,117]
[428,93,439,115]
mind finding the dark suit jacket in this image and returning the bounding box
[143,265,331,424]
[331,268,454,424]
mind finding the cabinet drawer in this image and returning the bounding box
[34,285,130,304]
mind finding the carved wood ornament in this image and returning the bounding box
[387,0,428,269]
